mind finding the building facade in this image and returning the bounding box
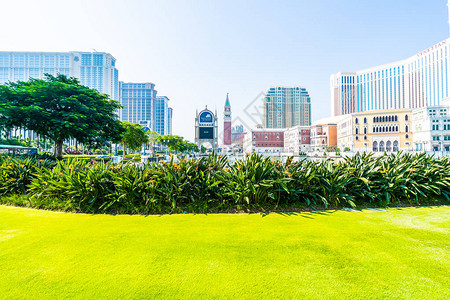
[310,123,337,152]
[155,96,172,136]
[243,129,285,154]
[284,126,311,154]
[0,51,119,100]
[263,86,311,128]
[337,109,413,153]
[119,82,157,130]
[413,104,450,151]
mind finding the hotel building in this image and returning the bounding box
[331,1,450,116]
[119,82,157,131]
[155,96,172,136]
[0,51,119,100]
[263,86,311,128]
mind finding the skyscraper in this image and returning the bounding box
[119,82,157,131]
[223,93,232,145]
[0,51,119,100]
[263,86,311,128]
[330,1,450,116]
[155,96,173,135]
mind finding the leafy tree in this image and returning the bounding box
[146,131,160,155]
[0,74,124,158]
[121,121,149,158]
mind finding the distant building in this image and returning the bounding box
[232,125,244,133]
[330,1,450,116]
[243,128,285,154]
[155,96,172,136]
[119,82,157,131]
[0,51,119,100]
[167,107,173,135]
[284,126,311,154]
[223,94,232,145]
[263,86,311,128]
[336,109,412,153]
[412,103,450,152]
[311,123,338,152]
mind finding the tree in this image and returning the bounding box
[146,131,160,156]
[0,74,124,158]
[121,121,149,158]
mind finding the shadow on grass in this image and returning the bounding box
[260,210,338,218]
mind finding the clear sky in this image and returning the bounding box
[1,0,449,141]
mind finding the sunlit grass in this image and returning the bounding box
[0,205,449,299]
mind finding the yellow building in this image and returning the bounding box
[337,109,413,153]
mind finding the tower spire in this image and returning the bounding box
[225,93,230,107]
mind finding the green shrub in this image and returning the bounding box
[0,152,449,214]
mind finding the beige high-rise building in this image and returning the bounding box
[263,86,311,128]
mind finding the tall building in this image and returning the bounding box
[0,51,119,100]
[263,86,311,128]
[331,2,450,116]
[167,107,173,135]
[223,93,232,145]
[119,82,157,130]
[155,96,173,135]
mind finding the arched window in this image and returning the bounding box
[373,141,378,152]
[373,117,376,122]
[405,115,409,121]
[379,141,385,152]
[405,125,409,132]
[386,141,392,152]
[393,141,399,152]
[355,128,359,135]
[388,116,391,122]
[364,127,367,134]
[364,135,367,140]
[364,117,367,124]
[396,126,399,132]
[355,118,358,124]
[395,115,398,121]
[406,134,409,139]
[389,126,392,132]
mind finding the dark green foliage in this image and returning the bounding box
[0,152,449,214]
[0,74,124,158]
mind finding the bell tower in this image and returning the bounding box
[223,93,232,145]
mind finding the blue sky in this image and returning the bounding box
[1,0,449,141]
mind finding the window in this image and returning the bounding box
[355,128,359,135]
[373,141,378,152]
[364,117,367,123]
[405,115,409,121]
[355,118,358,124]
[406,134,409,139]
[364,127,367,134]
[405,125,409,132]
[364,135,367,140]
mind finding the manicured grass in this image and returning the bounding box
[0,205,449,299]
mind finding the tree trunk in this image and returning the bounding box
[55,138,64,158]
[122,141,126,159]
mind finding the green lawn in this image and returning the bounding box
[0,205,449,299]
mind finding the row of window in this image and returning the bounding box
[372,140,399,152]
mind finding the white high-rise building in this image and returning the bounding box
[331,1,450,117]
[0,51,119,100]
